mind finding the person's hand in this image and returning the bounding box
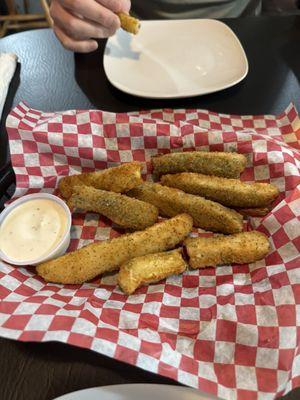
[50,0,131,53]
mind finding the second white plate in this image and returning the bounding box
[104,19,248,99]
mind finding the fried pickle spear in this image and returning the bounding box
[59,162,142,199]
[36,214,193,284]
[185,231,269,269]
[237,207,269,218]
[68,185,158,230]
[118,249,186,295]
[128,182,243,234]
[118,13,140,34]
[152,151,247,178]
[161,173,279,208]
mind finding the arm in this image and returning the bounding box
[50,0,131,53]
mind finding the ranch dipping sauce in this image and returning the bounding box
[0,198,68,263]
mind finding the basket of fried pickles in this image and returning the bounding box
[36,151,279,295]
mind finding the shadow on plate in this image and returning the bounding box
[104,30,140,60]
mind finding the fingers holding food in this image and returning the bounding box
[68,185,158,230]
[128,182,243,234]
[53,25,99,53]
[59,162,142,199]
[118,249,186,295]
[36,213,193,284]
[152,151,247,178]
[185,231,270,269]
[161,173,279,208]
[50,0,131,52]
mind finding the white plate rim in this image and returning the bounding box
[103,19,249,99]
[53,383,222,400]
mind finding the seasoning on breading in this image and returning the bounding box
[68,185,158,230]
[36,213,193,284]
[161,173,279,208]
[128,182,243,234]
[118,249,186,295]
[185,231,270,269]
[152,151,247,178]
[59,162,142,199]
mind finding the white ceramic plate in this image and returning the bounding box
[104,19,248,99]
[54,384,221,400]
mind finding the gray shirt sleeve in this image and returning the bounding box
[131,0,261,19]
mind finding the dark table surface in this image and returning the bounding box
[0,15,300,400]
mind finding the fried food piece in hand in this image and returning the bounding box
[118,13,140,34]
[236,207,270,218]
[36,214,193,284]
[59,162,142,199]
[152,151,247,178]
[68,185,158,230]
[185,231,269,269]
[128,182,243,234]
[118,249,186,295]
[161,173,279,208]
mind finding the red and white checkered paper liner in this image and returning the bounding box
[1,102,300,400]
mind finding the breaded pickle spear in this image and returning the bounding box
[152,151,247,178]
[118,249,186,295]
[59,162,142,199]
[128,182,243,234]
[161,173,279,208]
[68,185,158,230]
[36,214,193,284]
[185,231,269,269]
[237,207,269,218]
[118,13,140,34]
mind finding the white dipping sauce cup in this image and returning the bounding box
[0,193,72,266]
